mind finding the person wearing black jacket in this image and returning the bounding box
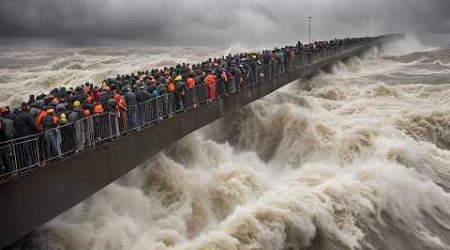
[14,103,39,169]
[0,114,15,174]
[0,119,9,174]
[14,103,38,138]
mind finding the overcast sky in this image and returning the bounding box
[0,0,448,47]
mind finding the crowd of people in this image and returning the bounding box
[0,37,369,176]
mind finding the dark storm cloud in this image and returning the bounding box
[0,0,169,45]
[0,0,448,47]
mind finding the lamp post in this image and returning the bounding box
[365,18,371,37]
[361,19,364,37]
[308,16,312,43]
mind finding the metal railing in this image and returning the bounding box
[0,39,377,180]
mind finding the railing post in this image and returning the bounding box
[11,142,18,173]
[193,86,198,108]
[268,61,271,81]
[114,112,120,137]
[34,138,40,165]
[107,113,113,138]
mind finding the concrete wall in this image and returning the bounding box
[0,36,400,248]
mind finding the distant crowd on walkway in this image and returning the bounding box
[0,37,369,176]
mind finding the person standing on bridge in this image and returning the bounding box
[231,64,242,92]
[124,87,137,130]
[114,90,128,132]
[0,110,15,174]
[0,119,8,174]
[69,101,87,151]
[278,48,286,74]
[14,103,39,168]
[0,118,10,173]
[205,70,216,102]
[186,73,195,89]
[184,73,196,108]
[175,78,185,111]
[41,108,62,159]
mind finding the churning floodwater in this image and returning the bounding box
[4,35,450,250]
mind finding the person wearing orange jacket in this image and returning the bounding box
[35,109,48,133]
[113,90,128,132]
[204,71,216,102]
[92,102,105,140]
[186,74,196,89]
[166,78,175,93]
[113,91,127,111]
[184,73,196,108]
[93,102,104,114]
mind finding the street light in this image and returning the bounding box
[308,16,312,43]
[365,18,371,37]
[360,19,364,37]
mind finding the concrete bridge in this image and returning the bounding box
[0,35,402,248]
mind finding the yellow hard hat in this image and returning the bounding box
[73,100,81,107]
